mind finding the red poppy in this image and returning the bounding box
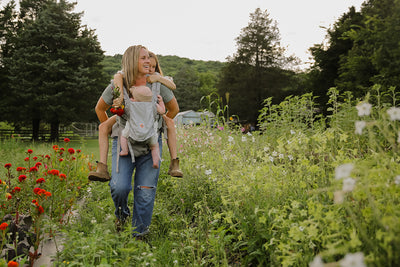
[77,149,81,153]
[64,138,70,143]
[27,149,33,154]
[35,162,42,168]
[49,169,60,176]
[33,156,38,161]
[6,193,12,200]
[14,187,21,192]
[59,173,67,180]
[4,163,11,169]
[33,187,44,195]
[59,158,64,162]
[0,222,8,230]
[24,157,29,162]
[45,154,51,159]
[60,147,65,151]
[32,199,39,206]
[37,206,44,214]
[44,191,52,197]
[7,260,19,267]
[29,167,38,172]
[18,175,27,182]
[36,178,45,184]
[52,145,59,151]
[68,148,75,154]
[16,167,25,172]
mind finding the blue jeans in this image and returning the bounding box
[109,135,162,235]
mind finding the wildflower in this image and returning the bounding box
[335,163,354,180]
[59,173,67,180]
[18,175,27,182]
[342,177,356,192]
[49,169,59,176]
[205,169,212,175]
[64,138,70,143]
[13,187,21,192]
[355,121,366,135]
[77,149,81,153]
[309,255,324,267]
[24,157,29,162]
[272,151,278,157]
[16,167,25,172]
[339,252,366,267]
[59,158,64,162]
[45,155,51,159]
[356,102,372,116]
[269,156,274,163]
[278,153,284,159]
[228,136,234,143]
[33,156,38,161]
[263,146,269,152]
[68,148,75,154]
[44,191,51,197]
[37,205,44,214]
[290,130,296,135]
[27,149,33,154]
[241,136,247,142]
[36,178,45,184]
[7,260,19,267]
[173,260,178,264]
[35,162,42,168]
[0,222,8,230]
[387,107,400,121]
[6,193,12,200]
[288,155,294,161]
[29,167,38,172]
[52,145,59,151]
[4,163,11,169]
[394,175,400,185]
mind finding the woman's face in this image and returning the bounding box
[138,48,150,75]
[149,58,156,74]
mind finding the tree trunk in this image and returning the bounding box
[32,119,40,141]
[50,121,60,142]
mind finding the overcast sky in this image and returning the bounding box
[3,0,366,68]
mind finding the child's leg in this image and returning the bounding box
[119,136,129,156]
[88,115,116,182]
[164,116,183,177]
[150,144,160,169]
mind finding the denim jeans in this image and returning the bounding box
[109,135,162,235]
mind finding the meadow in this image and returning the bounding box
[0,89,399,266]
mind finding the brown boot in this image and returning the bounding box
[168,158,183,178]
[88,161,111,182]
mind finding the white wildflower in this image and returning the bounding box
[342,177,356,192]
[252,136,255,143]
[394,175,400,185]
[334,191,345,204]
[335,163,354,180]
[228,136,234,143]
[355,121,366,135]
[339,252,366,267]
[269,156,274,163]
[387,107,400,121]
[263,146,269,152]
[309,255,324,267]
[272,151,278,157]
[288,155,294,161]
[356,102,372,116]
[290,130,296,135]
[205,169,212,175]
[287,140,292,144]
[279,153,284,159]
[299,226,304,232]
[242,136,247,142]
[173,260,178,264]
[247,132,252,136]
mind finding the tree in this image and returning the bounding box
[4,0,107,141]
[217,8,297,123]
[173,65,202,111]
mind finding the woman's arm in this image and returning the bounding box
[147,74,176,90]
[95,97,111,123]
[113,72,124,107]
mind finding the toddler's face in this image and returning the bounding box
[149,58,156,74]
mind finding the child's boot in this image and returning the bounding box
[168,158,183,178]
[88,161,111,182]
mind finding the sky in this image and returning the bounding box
[3,0,366,68]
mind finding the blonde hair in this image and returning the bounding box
[149,51,164,76]
[121,45,148,88]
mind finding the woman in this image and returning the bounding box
[94,45,179,236]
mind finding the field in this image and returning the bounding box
[0,92,399,266]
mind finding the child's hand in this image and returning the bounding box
[147,74,160,83]
[156,95,165,115]
[113,96,124,108]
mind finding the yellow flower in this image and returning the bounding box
[229,117,233,121]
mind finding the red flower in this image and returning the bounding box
[4,163,11,169]
[16,167,25,172]
[8,260,19,267]
[60,147,65,151]
[68,148,75,154]
[33,156,38,161]
[27,149,33,154]
[64,138,70,143]
[29,167,38,172]
[45,154,51,159]
[77,149,81,153]
[59,158,64,162]
[52,145,59,151]
[59,173,67,180]
[35,162,42,168]
[44,191,52,197]
[49,169,60,176]
[32,199,39,206]
[6,193,12,200]
[72,157,76,160]
[33,187,43,195]
[14,187,21,192]
[110,107,125,116]
[0,222,8,230]
[18,175,27,182]
[36,178,46,184]
[24,157,29,162]
[37,206,44,214]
